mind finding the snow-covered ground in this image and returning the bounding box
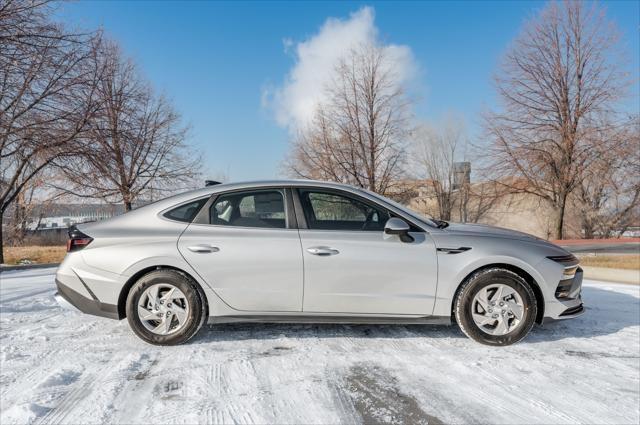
[1,268,638,425]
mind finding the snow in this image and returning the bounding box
[1,268,639,424]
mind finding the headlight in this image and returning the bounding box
[547,254,580,280]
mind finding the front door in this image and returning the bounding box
[178,188,303,312]
[296,188,437,315]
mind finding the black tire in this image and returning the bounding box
[454,268,537,346]
[126,269,207,345]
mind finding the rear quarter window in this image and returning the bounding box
[163,198,208,223]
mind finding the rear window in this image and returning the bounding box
[209,190,286,228]
[163,198,208,223]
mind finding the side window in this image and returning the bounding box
[299,190,389,231]
[209,190,286,229]
[163,198,208,223]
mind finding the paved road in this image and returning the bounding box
[562,242,640,254]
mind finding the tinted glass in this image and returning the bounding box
[300,190,389,231]
[210,190,286,229]
[163,198,208,222]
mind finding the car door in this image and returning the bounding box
[296,188,437,315]
[178,188,303,312]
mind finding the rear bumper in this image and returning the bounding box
[54,291,80,312]
[55,278,119,320]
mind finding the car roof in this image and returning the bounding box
[173,179,364,200]
[136,180,365,213]
[207,179,357,191]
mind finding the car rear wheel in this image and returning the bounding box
[454,268,537,346]
[126,270,207,345]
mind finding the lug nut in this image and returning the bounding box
[167,303,172,308]
[492,314,498,318]
[499,302,504,306]
[159,300,164,305]
[488,309,493,313]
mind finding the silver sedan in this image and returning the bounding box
[55,180,584,346]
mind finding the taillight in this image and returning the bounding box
[67,226,93,252]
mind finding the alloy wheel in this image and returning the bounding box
[137,283,190,335]
[470,284,524,336]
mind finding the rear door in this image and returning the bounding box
[178,188,303,312]
[296,188,437,315]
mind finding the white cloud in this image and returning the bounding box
[265,7,418,133]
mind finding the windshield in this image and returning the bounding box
[356,188,439,228]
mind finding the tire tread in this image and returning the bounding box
[454,267,537,346]
[126,269,207,345]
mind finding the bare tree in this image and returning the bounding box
[6,170,60,245]
[0,0,98,263]
[58,41,200,211]
[0,0,61,48]
[413,119,466,221]
[483,0,632,239]
[577,115,640,238]
[412,118,505,223]
[458,179,509,224]
[284,44,412,196]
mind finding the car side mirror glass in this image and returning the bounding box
[384,218,414,242]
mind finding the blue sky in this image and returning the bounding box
[59,1,640,181]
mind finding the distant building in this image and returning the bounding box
[25,204,125,231]
[452,161,471,190]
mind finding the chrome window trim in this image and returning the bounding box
[158,182,432,233]
[292,186,426,233]
[191,187,292,230]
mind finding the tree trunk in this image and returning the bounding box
[0,210,5,264]
[124,200,132,212]
[583,224,594,239]
[553,192,568,240]
[582,213,595,239]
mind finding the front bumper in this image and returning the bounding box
[55,278,119,320]
[558,303,585,318]
[544,267,585,322]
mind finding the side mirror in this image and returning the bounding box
[384,217,414,242]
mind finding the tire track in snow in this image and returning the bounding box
[36,367,103,425]
[0,289,53,304]
[38,353,156,425]
[0,348,64,400]
[107,353,159,424]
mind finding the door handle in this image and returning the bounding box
[307,246,339,256]
[187,244,220,253]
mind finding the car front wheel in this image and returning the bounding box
[454,268,537,346]
[126,269,207,345]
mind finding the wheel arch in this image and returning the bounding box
[117,265,209,320]
[451,263,545,324]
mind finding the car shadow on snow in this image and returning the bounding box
[189,286,639,345]
[192,322,467,344]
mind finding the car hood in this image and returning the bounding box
[442,222,547,243]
